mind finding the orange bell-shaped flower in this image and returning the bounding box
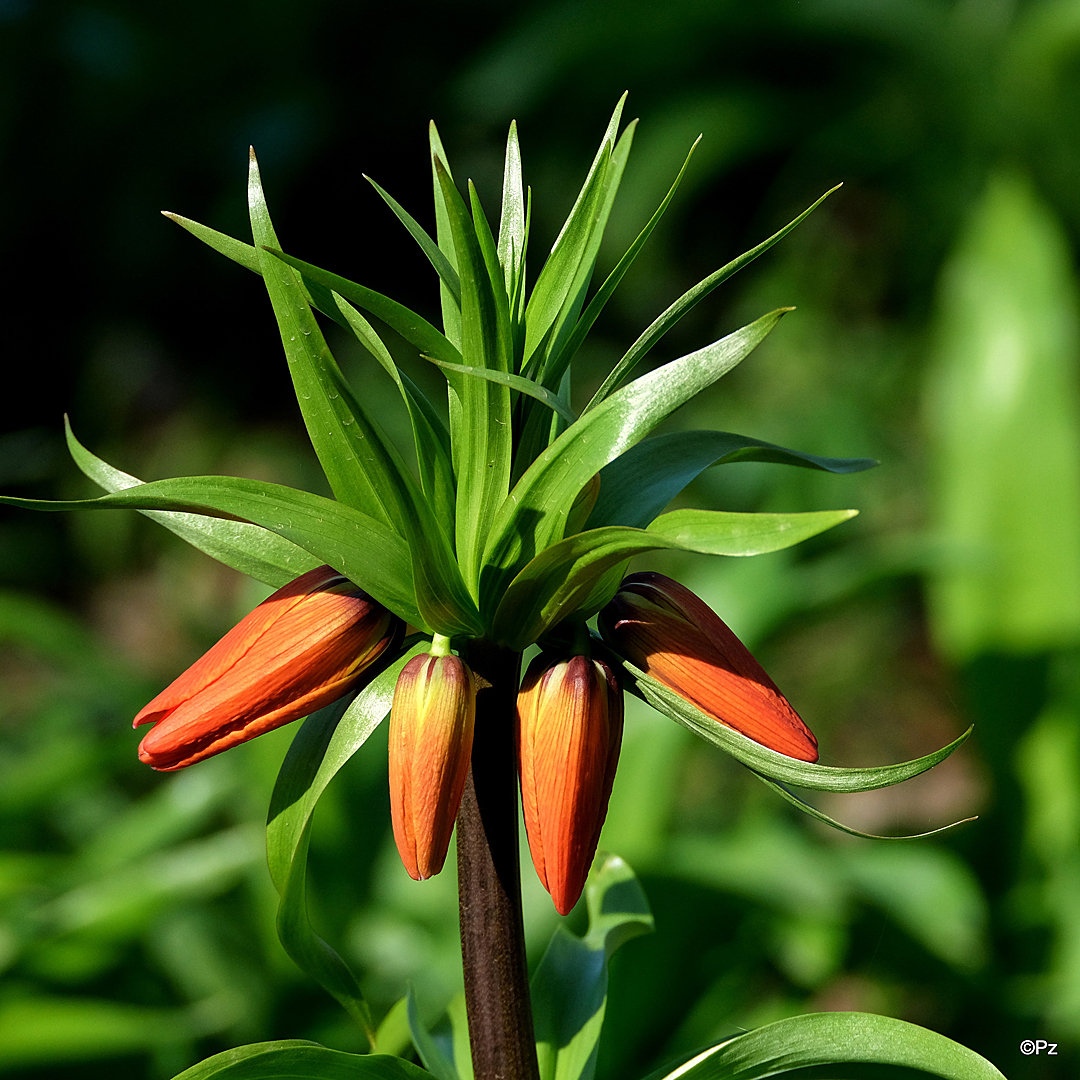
[517,653,623,915]
[598,571,817,762]
[135,565,399,771]
[389,652,476,880]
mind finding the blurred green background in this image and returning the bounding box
[3,0,1080,1076]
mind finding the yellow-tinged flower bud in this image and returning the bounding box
[517,654,623,915]
[135,565,400,771]
[599,572,817,762]
[389,652,476,880]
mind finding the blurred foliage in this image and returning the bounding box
[5,0,1080,1077]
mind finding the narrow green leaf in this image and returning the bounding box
[172,1041,434,1080]
[480,309,789,615]
[406,988,460,1080]
[753,772,977,841]
[643,1012,1005,1080]
[522,142,612,366]
[497,120,526,301]
[365,175,461,304]
[0,477,423,628]
[423,356,577,423]
[535,118,638,392]
[491,510,855,650]
[532,854,653,1080]
[267,644,427,1045]
[161,211,260,272]
[249,149,407,531]
[435,159,513,595]
[589,430,877,529]
[332,294,456,532]
[264,248,462,366]
[430,121,462,350]
[620,656,973,793]
[64,420,319,588]
[543,137,700,391]
[468,179,515,372]
[584,185,841,412]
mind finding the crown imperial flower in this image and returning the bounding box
[134,565,399,771]
[389,651,477,881]
[517,653,623,915]
[599,572,818,762]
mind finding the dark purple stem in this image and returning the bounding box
[456,640,539,1080]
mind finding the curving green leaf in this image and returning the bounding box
[532,854,653,1080]
[642,1011,1005,1080]
[0,477,423,628]
[492,510,855,650]
[249,149,409,532]
[589,430,878,529]
[172,1040,433,1080]
[365,175,461,303]
[265,248,463,367]
[406,988,460,1080]
[161,211,260,272]
[752,772,977,841]
[266,643,428,1047]
[429,121,462,349]
[481,309,790,617]
[541,135,700,394]
[523,139,612,367]
[64,420,319,588]
[423,355,577,423]
[584,185,841,412]
[619,656,973,794]
[331,294,456,533]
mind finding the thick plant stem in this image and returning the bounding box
[457,640,539,1080]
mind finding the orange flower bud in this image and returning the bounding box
[517,654,623,915]
[389,652,476,880]
[135,565,399,771]
[598,572,817,762]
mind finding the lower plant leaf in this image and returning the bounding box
[64,420,320,588]
[406,987,460,1080]
[619,657,972,793]
[588,431,878,530]
[0,476,424,629]
[266,642,428,1046]
[171,1040,433,1080]
[641,1011,1005,1080]
[531,854,653,1080]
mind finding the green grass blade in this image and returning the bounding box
[584,185,842,412]
[468,180,514,371]
[480,309,789,615]
[365,175,461,304]
[589,430,877,529]
[0,477,423,628]
[64,420,319,588]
